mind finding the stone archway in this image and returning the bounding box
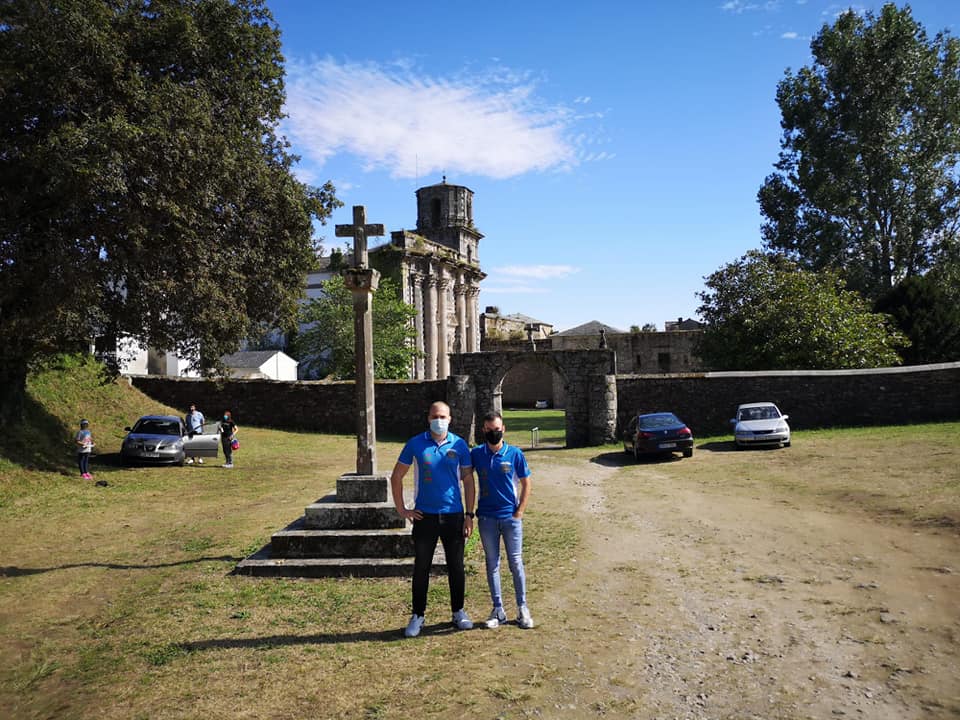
[451,349,617,447]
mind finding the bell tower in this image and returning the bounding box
[415,176,483,263]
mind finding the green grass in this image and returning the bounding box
[502,408,566,446]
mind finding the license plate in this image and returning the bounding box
[143,452,160,458]
[659,442,676,449]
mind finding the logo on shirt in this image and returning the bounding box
[446,450,458,460]
[500,462,512,474]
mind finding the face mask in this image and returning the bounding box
[429,418,449,435]
[484,429,504,445]
[223,415,229,421]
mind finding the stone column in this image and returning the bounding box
[410,270,425,379]
[454,272,467,354]
[422,270,438,380]
[343,267,380,474]
[466,284,480,352]
[437,270,451,379]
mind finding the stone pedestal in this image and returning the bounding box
[235,474,447,578]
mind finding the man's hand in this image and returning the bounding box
[398,507,423,522]
[463,516,474,538]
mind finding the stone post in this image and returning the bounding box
[343,268,379,474]
[467,285,480,352]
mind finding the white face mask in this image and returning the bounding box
[430,418,449,435]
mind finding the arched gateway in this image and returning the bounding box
[451,349,618,447]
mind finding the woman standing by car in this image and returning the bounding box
[218,411,238,468]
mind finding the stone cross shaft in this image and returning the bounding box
[336,205,384,475]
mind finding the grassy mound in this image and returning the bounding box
[0,354,179,472]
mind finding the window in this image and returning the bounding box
[431,198,441,228]
[657,352,671,372]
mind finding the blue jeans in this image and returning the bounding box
[478,515,526,609]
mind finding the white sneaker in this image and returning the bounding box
[518,605,534,629]
[404,614,425,638]
[484,606,507,629]
[197,458,203,465]
[223,463,233,468]
[452,608,473,630]
[185,458,194,465]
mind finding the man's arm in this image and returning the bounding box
[390,461,421,521]
[460,465,476,537]
[514,474,531,519]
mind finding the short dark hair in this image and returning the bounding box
[482,411,503,424]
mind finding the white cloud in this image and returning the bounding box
[720,0,780,13]
[781,31,800,39]
[283,58,599,180]
[493,264,579,280]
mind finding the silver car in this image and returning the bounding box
[121,414,219,466]
[731,402,791,449]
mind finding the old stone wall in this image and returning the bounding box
[129,376,449,440]
[616,363,960,436]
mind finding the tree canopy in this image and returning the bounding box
[697,251,907,370]
[874,271,960,364]
[758,3,960,300]
[0,0,339,424]
[290,275,419,380]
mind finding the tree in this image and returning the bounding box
[758,4,960,300]
[290,275,419,380]
[874,273,960,364]
[697,251,907,370]
[0,0,339,425]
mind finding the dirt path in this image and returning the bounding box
[489,450,960,719]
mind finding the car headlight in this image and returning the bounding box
[776,424,789,432]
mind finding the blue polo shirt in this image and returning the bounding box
[471,441,531,519]
[398,430,472,514]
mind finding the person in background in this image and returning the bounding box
[217,410,237,468]
[471,410,534,629]
[184,403,205,465]
[390,401,475,638]
[75,419,95,480]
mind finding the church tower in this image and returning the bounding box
[415,177,482,265]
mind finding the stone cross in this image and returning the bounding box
[336,205,384,475]
[335,206,384,269]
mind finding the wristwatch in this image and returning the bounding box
[465,511,475,518]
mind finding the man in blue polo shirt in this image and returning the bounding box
[471,410,534,629]
[390,401,476,638]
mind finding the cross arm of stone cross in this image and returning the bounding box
[335,205,385,269]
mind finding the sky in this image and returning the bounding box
[266,0,957,333]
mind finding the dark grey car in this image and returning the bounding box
[120,414,219,466]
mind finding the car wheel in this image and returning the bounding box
[633,444,641,462]
[682,448,693,458]
[735,442,745,450]
[783,440,791,448]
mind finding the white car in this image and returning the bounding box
[731,402,791,449]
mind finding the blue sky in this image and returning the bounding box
[266,0,957,333]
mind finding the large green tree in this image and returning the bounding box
[758,4,960,300]
[874,272,960,364]
[0,0,338,425]
[697,251,907,370]
[290,275,419,380]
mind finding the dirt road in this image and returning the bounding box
[479,446,960,719]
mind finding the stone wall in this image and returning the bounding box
[616,363,960,436]
[129,376,450,440]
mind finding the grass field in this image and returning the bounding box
[1,357,958,718]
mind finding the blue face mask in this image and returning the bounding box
[223,415,229,421]
[430,418,449,435]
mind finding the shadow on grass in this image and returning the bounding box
[590,450,687,467]
[179,622,471,650]
[0,394,73,472]
[698,441,740,453]
[0,555,242,577]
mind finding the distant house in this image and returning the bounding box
[480,307,554,343]
[221,350,298,381]
[664,316,705,331]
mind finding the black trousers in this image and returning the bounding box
[411,512,465,616]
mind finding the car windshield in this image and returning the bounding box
[739,406,780,421]
[639,413,681,429]
[131,419,181,436]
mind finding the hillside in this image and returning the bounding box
[0,354,180,472]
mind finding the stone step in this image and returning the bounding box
[304,499,405,530]
[336,473,389,503]
[234,545,447,579]
[271,519,413,558]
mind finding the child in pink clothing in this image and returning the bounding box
[75,419,94,479]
